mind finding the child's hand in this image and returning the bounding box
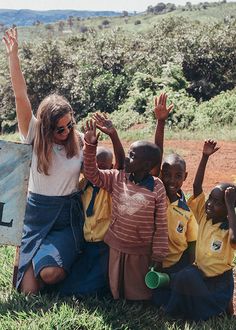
[154,93,174,121]
[225,186,236,208]
[82,120,100,145]
[202,139,220,156]
[2,27,18,56]
[92,112,115,136]
[150,260,163,272]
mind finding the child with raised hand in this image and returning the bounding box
[152,93,198,308]
[165,139,236,321]
[55,113,125,297]
[83,120,168,301]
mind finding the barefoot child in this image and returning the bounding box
[152,94,198,307]
[83,120,168,300]
[165,139,236,321]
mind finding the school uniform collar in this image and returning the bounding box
[84,180,97,191]
[83,180,100,217]
[219,222,229,230]
[127,173,155,192]
[208,215,229,230]
[176,190,190,211]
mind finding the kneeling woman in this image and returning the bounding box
[3,28,84,294]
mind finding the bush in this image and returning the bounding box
[191,88,236,128]
[182,22,236,101]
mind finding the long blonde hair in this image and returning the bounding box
[34,94,80,175]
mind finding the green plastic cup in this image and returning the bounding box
[145,267,170,289]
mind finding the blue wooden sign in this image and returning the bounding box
[0,140,31,246]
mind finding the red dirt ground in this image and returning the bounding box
[102,139,236,194]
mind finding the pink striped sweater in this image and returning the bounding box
[83,142,168,262]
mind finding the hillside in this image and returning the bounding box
[0,2,235,136]
[0,9,121,27]
[0,2,234,44]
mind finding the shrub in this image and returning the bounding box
[191,88,236,128]
[182,22,236,101]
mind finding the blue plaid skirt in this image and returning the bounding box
[17,191,84,289]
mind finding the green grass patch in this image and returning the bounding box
[0,246,236,329]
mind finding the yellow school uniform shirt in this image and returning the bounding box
[81,178,112,242]
[188,192,234,277]
[163,191,198,268]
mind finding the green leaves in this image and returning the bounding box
[0,12,235,133]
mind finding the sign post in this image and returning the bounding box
[0,140,31,286]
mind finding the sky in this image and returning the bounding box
[0,0,225,12]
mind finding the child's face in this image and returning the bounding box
[124,144,146,174]
[205,187,227,222]
[161,162,187,198]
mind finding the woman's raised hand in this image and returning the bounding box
[2,27,18,56]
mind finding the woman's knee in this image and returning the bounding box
[40,266,66,285]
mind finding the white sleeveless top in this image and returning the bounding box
[20,115,83,196]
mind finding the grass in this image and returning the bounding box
[0,133,20,142]
[115,125,236,143]
[0,246,236,329]
[0,129,235,328]
[1,124,236,144]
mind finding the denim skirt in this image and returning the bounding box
[16,191,84,289]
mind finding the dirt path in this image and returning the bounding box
[102,139,236,194]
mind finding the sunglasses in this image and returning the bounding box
[55,121,75,135]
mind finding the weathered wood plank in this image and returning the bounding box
[0,140,31,246]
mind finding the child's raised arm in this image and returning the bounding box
[193,139,220,198]
[83,120,114,193]
[2,28,32,137]
[225,186,236,248]
[92,112,125,170]
[152,93,173,177]
[154,93,173,155]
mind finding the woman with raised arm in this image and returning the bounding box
[3,28,84,294]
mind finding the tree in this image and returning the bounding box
[102,19,110,27]
[154,3,166,13]
[0,22,5,32]
[147,5,154,13]
[58,21,65,33]
[186,2,192,10]
[67,16,74,29]
[45,24,54,37]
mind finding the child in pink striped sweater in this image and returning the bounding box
[83,120,168,301]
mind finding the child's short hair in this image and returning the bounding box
[215,182,236,192]
[162,153,186,172]
[215,183,236,207]
[96,146,113,162]
[134,141,162,170]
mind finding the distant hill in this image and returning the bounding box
[0,9,122,27]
